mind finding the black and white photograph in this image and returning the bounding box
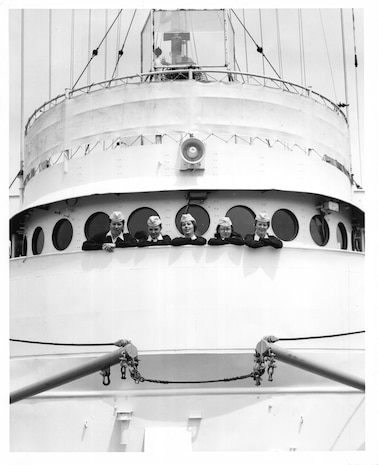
[5,0,378,462]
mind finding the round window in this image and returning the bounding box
[336,222,348,250]
[175,205,210,236]
[84,212,109,240]
[272,209,299,241]
[226,206,255,237]
[127,207,159,238]
[52,219,73,251]
[32,227,44,255]
[310,215,329,246]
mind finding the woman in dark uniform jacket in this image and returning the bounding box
[208,217,244,246]
[171,213,206,246]
[137,216,171,247]
[244,212,283,249]
[82,211,137,251]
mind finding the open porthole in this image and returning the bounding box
[32,227,44,255]
[310,215,329,246]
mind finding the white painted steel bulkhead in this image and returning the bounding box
[21,80,355,211]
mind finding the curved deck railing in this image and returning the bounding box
[24,69,348,135]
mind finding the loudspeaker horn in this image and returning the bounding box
[179,138,206,170]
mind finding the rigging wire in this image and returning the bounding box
[242,9,249,77]
[298,9,306,88]
[275,9,283,79]
[319,10,338,103]
[258,9,265,76]
[19,9,25,171]
[10,331,364,347]
[104,10,108,80]
[188,11,199,65]
[87,9,92,86]
[48,10,52,100]
[114,9,122,79]
[352,8,362,185]
[10,338,114,346]
[230,9,283,82]
[277,330,365,341]
[9,170,24,190]
[111,9,137,80]
[72,9,123,89]
[340,9,349,121]
[70,10,75,89]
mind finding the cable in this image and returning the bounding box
[111,9,137,80]
[298,10,306,88]
[242,9,249,75]
[259,9,265,76]
[10,338,114,346]
[352,8,362,186]
[188,11,199,65]
[11,330,364,347]
[140,372,255,385]
[275,9,283,78]
[70,10,75,89]
[277,330,364,342]
[87,9,92,86]
[9,170,23,189]
[319,10,337,103]
[230,9,283,81]
[72,9,123,89]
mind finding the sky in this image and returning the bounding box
[6,4,367,193]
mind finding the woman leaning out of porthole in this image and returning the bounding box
[82,211,137,252]
[137,216,171,247]
[244,213,283,249]
[171,213,206,246]
[208,217,244,246]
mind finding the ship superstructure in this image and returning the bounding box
[9,9,365,452]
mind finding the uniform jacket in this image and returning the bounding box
[171,236,206,246]
[137,234,172,247]
[208,232,244,246]
[244,233,283,249]
[82,231,137,250]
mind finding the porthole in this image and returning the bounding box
[52,219,73,251]
[226,206,255,237]
[175,205,210,236]
[272,209,299,241]
[128,207,159,238]
[84,212,109,240]
[32,227,44,255]
[337,222,348,250]
[310,215,329,246]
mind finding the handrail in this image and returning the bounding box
[24,69,348,135]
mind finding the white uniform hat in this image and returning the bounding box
[109,211,125,222]
[147,216,162,227]
[218,217,232,227]
[181,213,195,223]
[255,212,270,223]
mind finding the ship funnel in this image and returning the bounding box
[179,137,206,170]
